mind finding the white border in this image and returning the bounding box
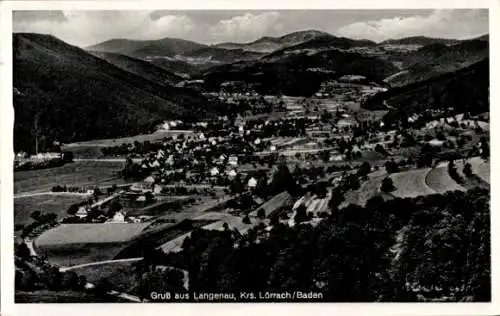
[1,1,499,316]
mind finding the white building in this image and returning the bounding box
[210,167,220,176]
[111,211,126,223]
[228,155,238,166]
[248,177,258,188]
[76,206,89,218]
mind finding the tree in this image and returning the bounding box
[357,162,371,179]
[380,177,396,193]
[30,211,41,222]
[15,242,32,260]
[93,277,114,296]
[67,204,79,215]
[463,163,473,178]
[107,200,122,217]
[384,159,399,174]
[242,215,251,224]
[294,205,308,224]
[257,208,266,220]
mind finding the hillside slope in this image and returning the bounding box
[90,51,183,85]
[14,33,215,153]
[86,37,207,57]
[362,58,489,121]
[384,38,489,87]
[201,48,398,96]
[213,30,333,53]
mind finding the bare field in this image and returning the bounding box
[390,168,435,198]
[14,161,130,194]
[425,167,466,193]
[469,157,490,184]
[14,194,87,227]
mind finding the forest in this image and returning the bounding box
[160,188,490,302]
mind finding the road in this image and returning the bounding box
[14,191,91,199]
[59,257,143,272]
[74,158,141,163]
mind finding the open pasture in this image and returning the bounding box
[390,168,435,198]
[425,167,466,194]
[64,130,195,148]
[14,194,87,227]
[14,161,129,194]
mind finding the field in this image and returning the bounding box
[425,167,466,193]
[36,223,151,247]
[14,194,87,228]
[64,130,194,147]
[354,175,386,207]
[469,157,490,184]
[14,161,131,194]
[15,290,118,303]
[70,261,139,293]
[390,168,435,198]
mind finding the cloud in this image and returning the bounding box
[210,12,284,43]
[336,9,488,42]
[13,11,197,47]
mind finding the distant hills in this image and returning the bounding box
[90,51,183,85]
[13,30,490,151]
[380,34,488,46]
[200,48,398,96]
[13,33,217,153]
[86,37,207,58]
[213,30,332,52]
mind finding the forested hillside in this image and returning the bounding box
[176,188,489,302]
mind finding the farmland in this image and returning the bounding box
[69,261,139,293]
[425,167,466,193]
[14,194,87,228]
[470,157,490,184]
[14,161,130,194]
[354,175,386,206]
[64,130,194,147]
[390,168,435,198]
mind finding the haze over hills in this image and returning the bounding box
[13,33,217,153]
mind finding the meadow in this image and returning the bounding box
[14,194,87,228]
[14,161,130,194]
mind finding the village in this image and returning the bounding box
[14,76,490,302]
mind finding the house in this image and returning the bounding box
[76,206,89,218]
[228,155,238,166]
[247,177,258,188]
[428,139,444,147]
[111,210,126,223]
[227,169,237,179]
[210,167,220,177]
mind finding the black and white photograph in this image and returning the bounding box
[0,1,498,314]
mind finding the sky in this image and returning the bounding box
[13,9,489,47]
